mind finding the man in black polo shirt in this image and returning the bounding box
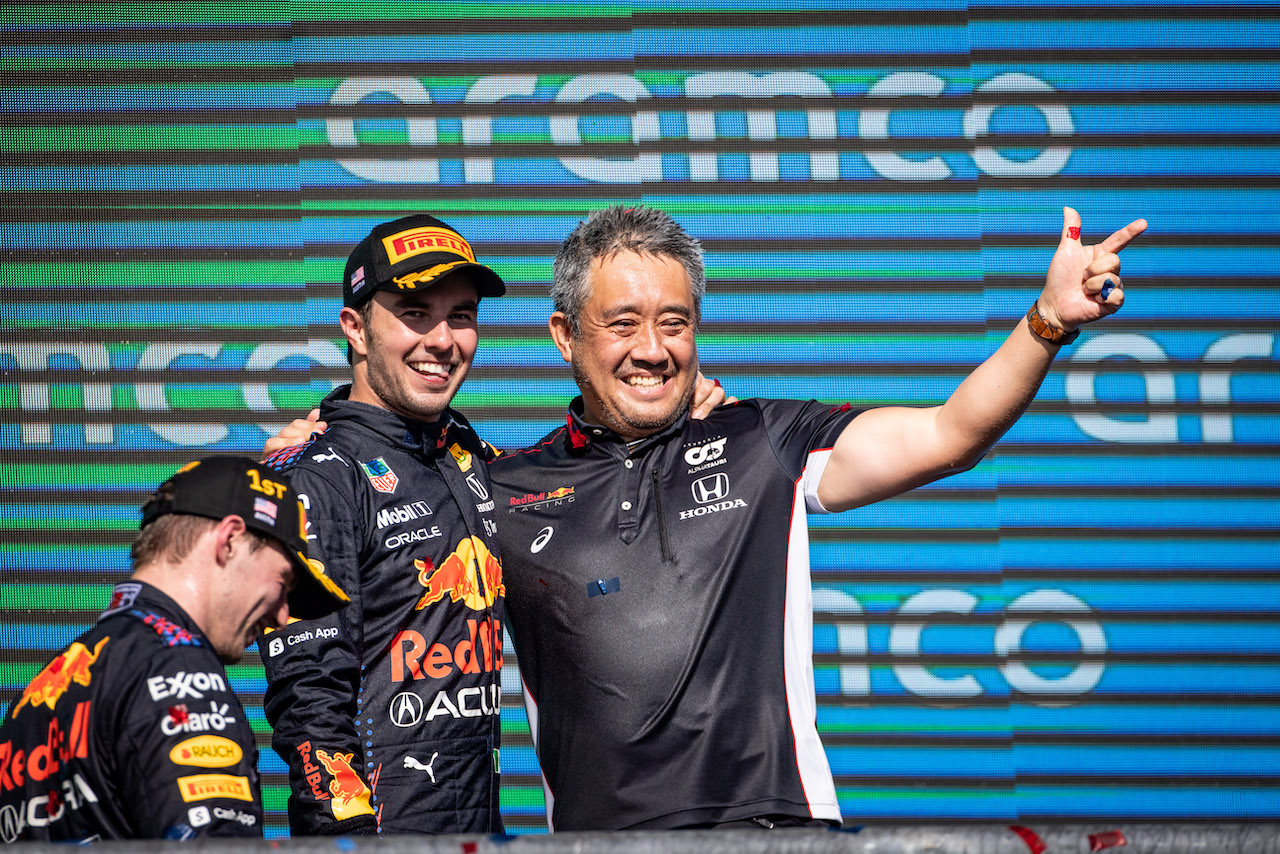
[489,204,1146,831]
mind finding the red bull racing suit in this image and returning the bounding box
[488,397,861,831]
[261,387,504,835]
[0,582,263,842]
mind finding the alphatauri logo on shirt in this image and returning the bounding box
[684,437,728,473]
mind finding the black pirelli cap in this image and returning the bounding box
[343,213,506,309]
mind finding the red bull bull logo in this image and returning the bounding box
[414,537,504,611]
[315,749,375,821]
[11,638,108,718]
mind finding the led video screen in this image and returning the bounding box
[3,1,1278,836]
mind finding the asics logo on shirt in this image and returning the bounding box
[531,527,554,554]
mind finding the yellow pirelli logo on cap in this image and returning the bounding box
[177,773,254,803]
[383,227,475,265]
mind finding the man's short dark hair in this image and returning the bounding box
[552,205,706,336]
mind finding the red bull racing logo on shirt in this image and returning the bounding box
[390,618,503,682]
[10,638,107,718]
[508,485,575,510]
[414,536,504,611]
[0,701,92,794]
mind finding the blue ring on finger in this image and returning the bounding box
[1100,278,1116,300]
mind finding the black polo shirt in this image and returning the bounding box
[489,397,861,831]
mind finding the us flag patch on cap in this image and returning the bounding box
[253,496,278,525]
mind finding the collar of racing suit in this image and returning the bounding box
[318,383,472,458]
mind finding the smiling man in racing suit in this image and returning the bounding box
[260,215,507,835]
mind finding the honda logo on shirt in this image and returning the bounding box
[691,473,730,504]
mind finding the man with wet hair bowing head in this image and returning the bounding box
[0,456,348,841]
[488,204,1146,831]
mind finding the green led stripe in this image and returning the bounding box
[296,3,630,19]
[499,787,551,808]
[298,198,978,216]
[7,127,299,152]
[479,262,554,278]
[0,60,290,72]
[224,663,267,682]
[0,342,314,358]
[819,723,1012,736]
[501,720,534,735]
[298,75,579,89]
[1,664,39,685]
[9,317,305,331]
[1,585,114,610]
[714,264,977,278]
[698,333,982,345]
[299,130,608,146]
[0,518,135,533]
[651,199,981,216]
[300,199,637,214]
[261,786,288,812]
[466,333,972,348]
[2,464,182,487]
[14,2,638,27]
[0,389,314,411]
[453,392,569,408]
[16,6,292,24]
[4,263,302,285]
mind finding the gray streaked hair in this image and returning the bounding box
[551,205,706,336]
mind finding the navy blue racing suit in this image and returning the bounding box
[0,582,264,842]
[261,386,504,835]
